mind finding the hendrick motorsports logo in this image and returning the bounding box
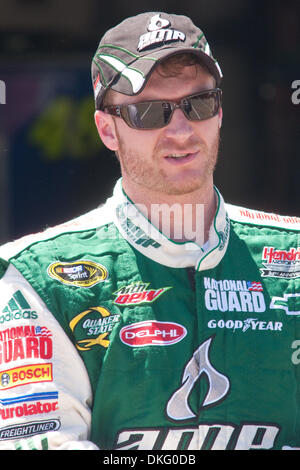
[261,246,300,279]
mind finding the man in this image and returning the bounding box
[0,12,299,451]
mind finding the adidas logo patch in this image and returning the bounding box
[1,291,38,324]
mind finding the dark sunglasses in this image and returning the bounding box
[103,88,222,130]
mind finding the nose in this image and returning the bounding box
[163,108,194,140]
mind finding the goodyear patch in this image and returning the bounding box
[48,260,108,287]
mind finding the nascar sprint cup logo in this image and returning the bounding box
[48,260,108,287]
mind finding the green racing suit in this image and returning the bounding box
[0,179,299,450]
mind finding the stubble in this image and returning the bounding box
[115,126,220,197]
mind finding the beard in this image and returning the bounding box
[115,126,220,197]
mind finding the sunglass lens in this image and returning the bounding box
[127,102,172,129]
[185,92,219,121]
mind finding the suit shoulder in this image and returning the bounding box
[0,204,114,262]
[226,203,300,233]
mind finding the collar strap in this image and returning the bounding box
[111,179,229,270]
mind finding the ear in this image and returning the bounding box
[94,110,119,151]
[218,106,223,129]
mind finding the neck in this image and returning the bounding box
[122,179,217,246]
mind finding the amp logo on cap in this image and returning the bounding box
[137,14,186,51]
[147,14,170,31]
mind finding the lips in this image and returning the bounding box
[164,151,198,165]
[168,153,189,158]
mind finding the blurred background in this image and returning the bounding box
[0,0,299,244]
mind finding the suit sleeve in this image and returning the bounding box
[0,262,99,450]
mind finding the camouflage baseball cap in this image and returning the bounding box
[92,12,223,109]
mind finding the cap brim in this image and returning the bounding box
[109,47,222,97]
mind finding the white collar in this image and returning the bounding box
[110,179,230,271]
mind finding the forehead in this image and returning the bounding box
[110,64,215,104]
